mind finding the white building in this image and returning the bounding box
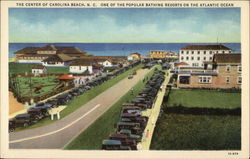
[31,65,47,76]
[179,44,232,67]
[69,60,93,74]
[98,59,113,67]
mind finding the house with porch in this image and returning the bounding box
[177,54,241,89]
[69,60,93,74]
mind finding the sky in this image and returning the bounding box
[9,8,240,43]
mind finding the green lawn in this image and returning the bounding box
[13,76,59,97]
[15,64,144,131]
[9,62,69,74]
[150,113,241,150]
[64,66,158,149]
[167,89,241,109]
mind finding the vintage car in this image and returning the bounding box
[10,113,32,128]
[9,120,15,132]
[116,122,143,135]
[27,107,45,120]
[102,140,131,150]
[109,133,137,150]
[128,74,133,79]
[118,129,141,142]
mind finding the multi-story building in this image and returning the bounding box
[177,54,241,89]
[179,44,232,67]
[149,50,178,59]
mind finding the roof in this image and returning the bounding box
[42,54,73,62]
[15,44,90,56]
[181,44,231,50]
[174,62,189,67]
[109,133,127,138]
[32,65,46,69]
[178,71,218,76]
[102,140,121,145]
[213,54,241,64]
[58,74,75,80]
[70,60,92,66]
[130,52,141,56]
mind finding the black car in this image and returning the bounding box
[11,113,32,128]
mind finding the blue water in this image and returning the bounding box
[9,43,241,58]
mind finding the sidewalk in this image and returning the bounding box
[138,70,170,150]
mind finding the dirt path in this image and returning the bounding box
[9,92,25,115]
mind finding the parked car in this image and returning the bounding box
[116,122,143,135]
[102,140,131,150]
[128,74,133,79]
[109,133,137,150]
[11,113,32,128]
[9,120,15,132]
[118,129,141,142]
[27,107,45,121]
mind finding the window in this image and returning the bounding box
[186,57,189,60]
[197,51,200,54]
[237,76,242,84]
[238,66,242,73]
[191,57,194,60]
[229,50,232,53]
[192,63,199,67]
[226,77,230,84]
[198,76,212,83]
[222,51,225,54]
[179,76,190,84]
[181,51,184,54]
[181,56,184,60]
[209,57,213,60]
[191,51,194,54]
[209,51,212,54]
[203,57,206,60]
[204,51,206,54]
[226,65,231,72]
[186,51,189,54]
[197,57,200,61]
[79,66,81,70]
[216,51,219,53]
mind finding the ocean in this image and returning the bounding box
[9,43,241,58]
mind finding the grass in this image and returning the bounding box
[167,89,241,109]
[64,66,157,149]
[150,88,241,150]
[14,64,143,131]
[9,62,69,74]
[150,113,241,150]
[14,76,59,97]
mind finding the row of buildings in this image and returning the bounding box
[15,44,127,74]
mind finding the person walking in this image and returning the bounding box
[131,88,134,95]
[146,129,150,138]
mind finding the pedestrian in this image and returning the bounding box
[146,129,150,138]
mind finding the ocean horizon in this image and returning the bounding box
[9,43,241,58]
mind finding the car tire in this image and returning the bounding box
[9,128,15,133]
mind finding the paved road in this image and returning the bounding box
[9,68,151,149]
